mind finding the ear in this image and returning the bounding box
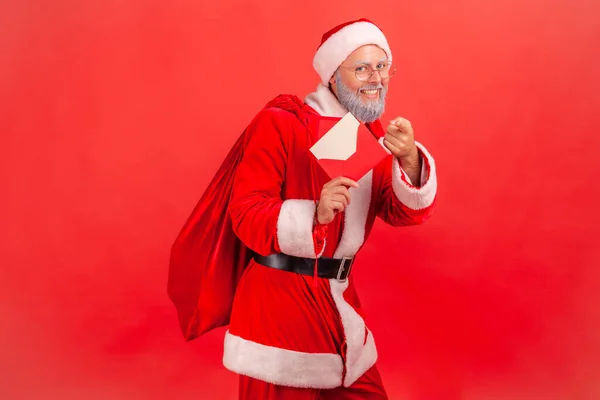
[328,79,337,97]
[329,68,339,86]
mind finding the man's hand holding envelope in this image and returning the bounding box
[310,112,421,225]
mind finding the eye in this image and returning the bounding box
[376,63,386,70]
[355,66,367,72]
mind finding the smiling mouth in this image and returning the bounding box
[359,88,380,98]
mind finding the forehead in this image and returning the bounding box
[344,45,388,65]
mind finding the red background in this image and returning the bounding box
[2,0,599,399]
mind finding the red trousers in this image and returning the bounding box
[238,365,388,400]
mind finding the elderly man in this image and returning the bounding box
[220,18,437,400]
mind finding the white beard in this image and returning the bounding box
[334,70,387,123]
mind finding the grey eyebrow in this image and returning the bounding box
[352,56,389,66]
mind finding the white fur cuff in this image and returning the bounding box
[391,142,437,210]
[277,200,321,258]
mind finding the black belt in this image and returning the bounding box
[253,253,355,282]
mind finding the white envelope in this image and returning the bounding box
[310,113,359,160]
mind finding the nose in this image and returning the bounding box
[368,70,382,85]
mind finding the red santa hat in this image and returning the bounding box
[313,18,393,85]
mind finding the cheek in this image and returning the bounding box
[341,72,362,92]
[347,80,363,93]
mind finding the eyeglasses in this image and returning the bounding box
[339,61,396,81]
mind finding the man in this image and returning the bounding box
[220,18,437,399]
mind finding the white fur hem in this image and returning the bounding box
[223,331,343,389]
[277,200,322,258]
[329,280,379,387]
[344,328,378,386]
[391,142,437,210]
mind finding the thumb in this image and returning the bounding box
[378,137,393,155]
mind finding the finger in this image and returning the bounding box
[384,133,404,149]
[324,177,340,189]
[393,117,413,133]
[392,117,411,127]
[337,176,359,188]
[330,193,349,208]
[329,185,351,196]
[327,176,359,189]
[384,138,401,155]
[389,130,415,147]
[387,124,412,141]
[328,200,346,214]
[328,186,351,204]
[386,124,402,136]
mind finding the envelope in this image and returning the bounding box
[310,113,389,182]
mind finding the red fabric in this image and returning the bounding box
[223,98,435,387]
[226,107,436,353]
[368,120,435,227]
[229,262,345,352]
[314,118,389,182]
[373,157,436,227]
[319,18,376,47]
[228,102,326,256]
[167,131,251,341]
[238,365,388,400]
[167,94,318,341]
[312,223,328,282]
[170,86,436,387]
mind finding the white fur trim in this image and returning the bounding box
[223,330,343,389]
[346,328,378,386]
[329,280,378,387]
[305,83,348,118]
[333,171,372,258]
[305,84,379,385]
[391,142,437,210]
[277,200,322,258]
[329,172,377,386]
[313,21,392,85]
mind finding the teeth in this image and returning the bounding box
[361,89,378,95]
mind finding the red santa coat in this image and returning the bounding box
[222,83,437,389]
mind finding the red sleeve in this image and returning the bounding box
[375,142,437,226]
[228,108,324,258]
[228,108,287,256]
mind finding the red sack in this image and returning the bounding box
[168,94,315,341]
[168,130,252,341]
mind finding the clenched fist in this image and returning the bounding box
[384,117,422,185]
[316,177,359,225]
[384,117,418,161]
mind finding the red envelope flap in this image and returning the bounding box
[312,114,389,182]
[316,116,341,140]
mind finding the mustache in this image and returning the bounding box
[359,83,384,91]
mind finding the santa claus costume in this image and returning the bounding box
[168,18,437,400]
